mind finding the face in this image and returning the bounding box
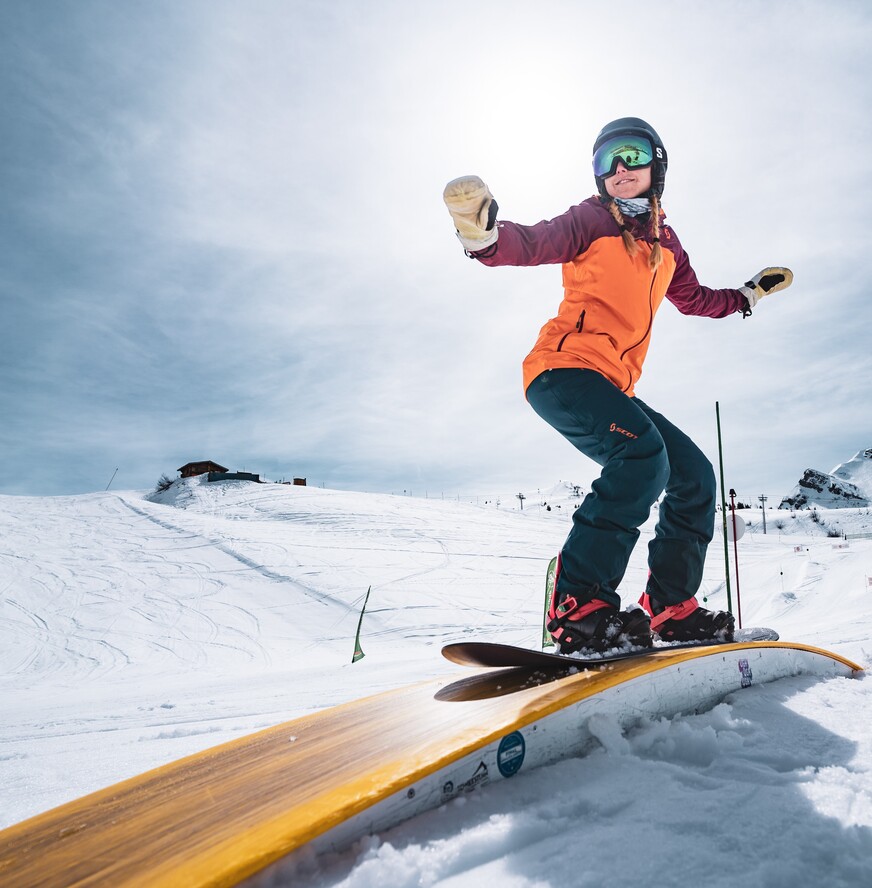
[603,161,652,199]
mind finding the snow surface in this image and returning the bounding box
[2,478,871,887]
[833,449,872,493]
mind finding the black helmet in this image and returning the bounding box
[592,117,668,199]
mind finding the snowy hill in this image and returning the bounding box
[833,448,872,492]
[780,448,872,509]
[1,481,871,886]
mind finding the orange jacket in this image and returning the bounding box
[471,197,746,397]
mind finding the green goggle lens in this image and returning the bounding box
[592,135,655,178]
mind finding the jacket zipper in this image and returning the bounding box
[556,310,586,352]
[619,272,657,392]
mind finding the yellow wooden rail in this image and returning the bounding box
[0,642,861,887]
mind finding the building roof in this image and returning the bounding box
[178,460,229,473]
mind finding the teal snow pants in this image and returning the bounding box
[526,368,716,609]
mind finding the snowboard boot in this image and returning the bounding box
[548,589,653,655]
[639,590,735,643]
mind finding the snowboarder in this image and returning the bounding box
[443,117,792,654]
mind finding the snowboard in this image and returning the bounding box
[442,627,780,669]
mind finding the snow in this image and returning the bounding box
[2,478,871,887]
[833,449,872,494]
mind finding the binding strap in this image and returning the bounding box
[547,594,611,644]
[642,595,700,631]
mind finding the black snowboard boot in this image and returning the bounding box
[639,588,734,643]
[548,590,653,655]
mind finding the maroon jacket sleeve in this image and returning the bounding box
[663,227,748,317]
[470,199,614,267]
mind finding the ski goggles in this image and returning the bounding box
[592,134,655,178]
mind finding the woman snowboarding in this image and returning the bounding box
[443,117,792,654]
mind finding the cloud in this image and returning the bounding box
[1,0,871,499]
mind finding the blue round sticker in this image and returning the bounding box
[497,731,526,778]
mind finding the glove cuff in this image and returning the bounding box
[456,226,499,252]
[739,284,758,309]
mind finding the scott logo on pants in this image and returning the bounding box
[610,422,638,439]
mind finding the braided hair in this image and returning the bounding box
[605,196,663,271]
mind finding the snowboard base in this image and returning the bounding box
[442,627,780,669]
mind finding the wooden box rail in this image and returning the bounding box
[0,642,861,887]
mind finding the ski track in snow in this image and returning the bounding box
[1,478,871,887]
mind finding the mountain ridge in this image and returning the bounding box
[780,448,872,510]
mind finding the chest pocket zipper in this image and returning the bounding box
[556,310,586,352]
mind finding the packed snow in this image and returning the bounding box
[1,478,871,887]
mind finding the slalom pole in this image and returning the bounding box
[715,403,733,615]
[729,490,743,629]
[352,586,372,663]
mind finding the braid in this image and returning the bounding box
[648,195,663,271]
[606,196,663,270]
[606,200,639,258]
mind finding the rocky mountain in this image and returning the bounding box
[780,448,872,509]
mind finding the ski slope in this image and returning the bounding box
[1,479,871,886]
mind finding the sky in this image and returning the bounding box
[2,0,871,501]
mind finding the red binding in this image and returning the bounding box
[639,593,699,630]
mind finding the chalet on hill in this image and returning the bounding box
[178,461,228,478]
[178,461,262,484]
